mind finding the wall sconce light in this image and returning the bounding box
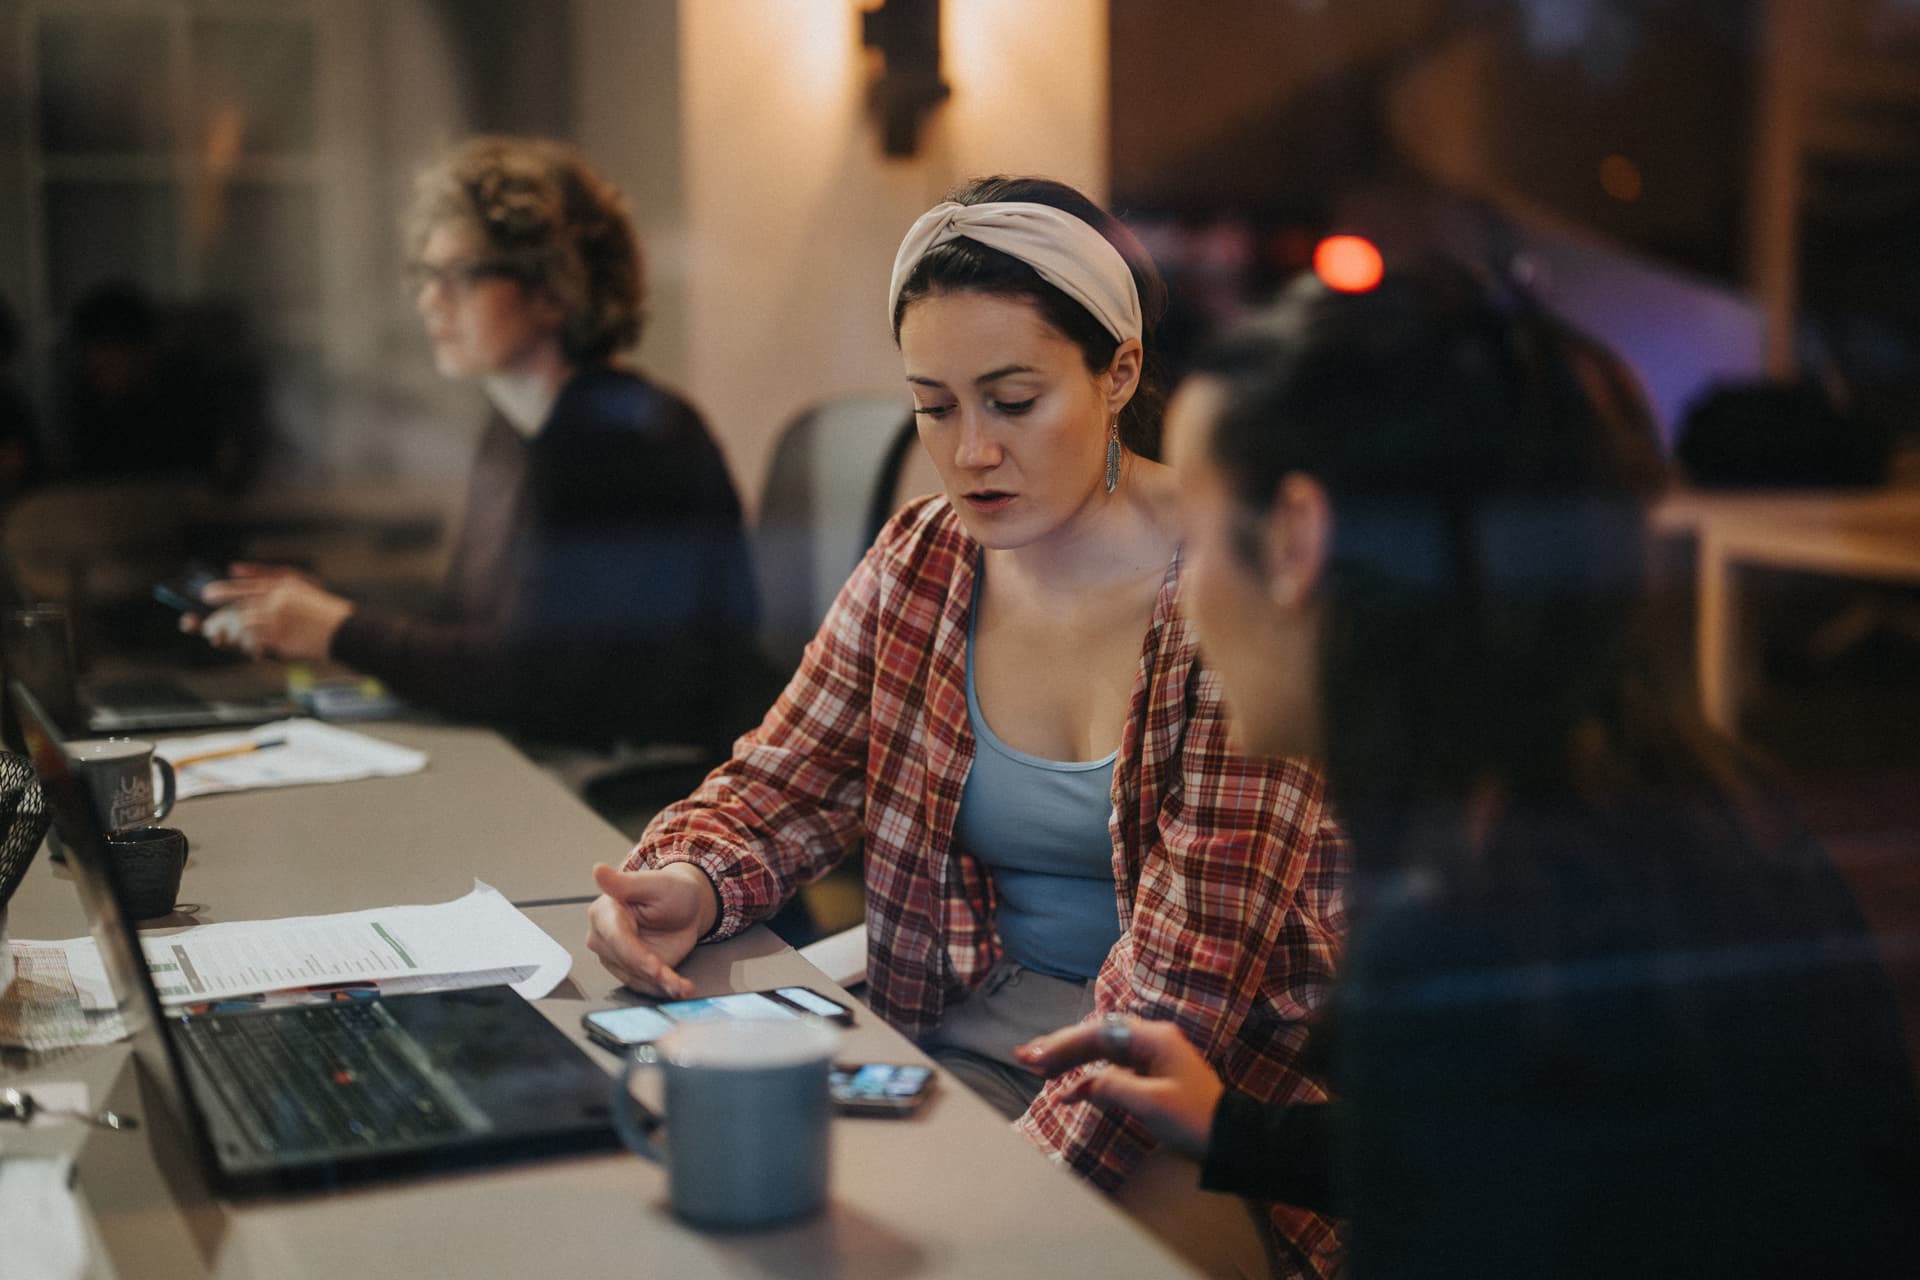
[861,0,949,157]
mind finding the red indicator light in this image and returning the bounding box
[1312,235,1384,293]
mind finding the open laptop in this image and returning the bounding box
[0,545,299,733]
[85,674,301,735]
[12,679,620,1193]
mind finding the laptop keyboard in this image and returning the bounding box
[178,1001,486,1156]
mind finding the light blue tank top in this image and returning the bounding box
[953,579,1122,981]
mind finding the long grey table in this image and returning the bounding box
[0,726,1197,1278]
[50,913,1191,1279]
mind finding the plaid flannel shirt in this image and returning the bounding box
[631,497,1347,1274]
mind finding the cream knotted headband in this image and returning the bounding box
[887,200,1143,343]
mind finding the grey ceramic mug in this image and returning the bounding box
[615,1016,842,1230]
[67,738,176,835]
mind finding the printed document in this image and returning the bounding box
[5,882,570,1037]
[155,718,428,799]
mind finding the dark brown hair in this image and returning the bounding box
[1182,259,1787,877]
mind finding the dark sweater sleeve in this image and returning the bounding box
[1201,1090,1344,1215]
[332,373,769,748]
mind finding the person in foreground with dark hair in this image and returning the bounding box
[1022,259,1920,1276]
[587,176,1347,1277]
[189,136,762,750]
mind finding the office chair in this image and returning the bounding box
[758,403,940,981]
[753,396,921,676]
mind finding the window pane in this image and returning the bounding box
[44,181,178,314]
[38,14,174,154]
[201,183,320,310]
[191,18,318,157]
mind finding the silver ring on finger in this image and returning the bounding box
[1099,1011,1133,1064]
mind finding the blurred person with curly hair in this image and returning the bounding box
[190,136,765,751]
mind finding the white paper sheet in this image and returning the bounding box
[155,718,427,799]
[9,882,571,1019]
[0,1157,88,1280]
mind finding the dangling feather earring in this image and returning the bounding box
[1104,419,1121,494]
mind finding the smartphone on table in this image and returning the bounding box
[828,1062,937,1117]
[582,985,855,1052]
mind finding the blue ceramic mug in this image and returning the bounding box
[615,1015,842,1230]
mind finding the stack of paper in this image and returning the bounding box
[0,943,124,1051]
[156,718,428,799]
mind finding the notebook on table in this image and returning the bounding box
[12,679,619,1194]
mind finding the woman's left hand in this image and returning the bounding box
[1015,1015,1225,1160]
[190,572,353,661]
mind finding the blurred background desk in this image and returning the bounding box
[1651,485,1920,735]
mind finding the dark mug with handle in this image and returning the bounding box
[67,738,176,834]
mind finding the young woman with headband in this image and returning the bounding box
[587,176,1347,1277]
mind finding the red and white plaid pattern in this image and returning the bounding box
[631,497,1347,1272]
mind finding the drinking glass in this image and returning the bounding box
[4,604,83,736]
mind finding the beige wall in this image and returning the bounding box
[573,0,692,396]
[675,0,1109,515]
[4,1,1105,513]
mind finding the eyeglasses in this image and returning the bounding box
[404,257,522,297]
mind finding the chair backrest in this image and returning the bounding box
[753,397,918,675]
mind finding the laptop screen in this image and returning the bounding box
[10,679,225,1181]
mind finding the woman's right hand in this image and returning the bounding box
[585,862,720,998]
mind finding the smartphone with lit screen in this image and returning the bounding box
[829,1063,936,1116]
[582,986,854,1052]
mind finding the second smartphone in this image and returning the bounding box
[582,985,854,1051]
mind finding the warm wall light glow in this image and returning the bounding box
[1313,235,1384,293]
[1599,153,1643,202]
[943,0,1106,190]
[775,1,859,104]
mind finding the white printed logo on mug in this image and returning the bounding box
[111,772,154,830]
